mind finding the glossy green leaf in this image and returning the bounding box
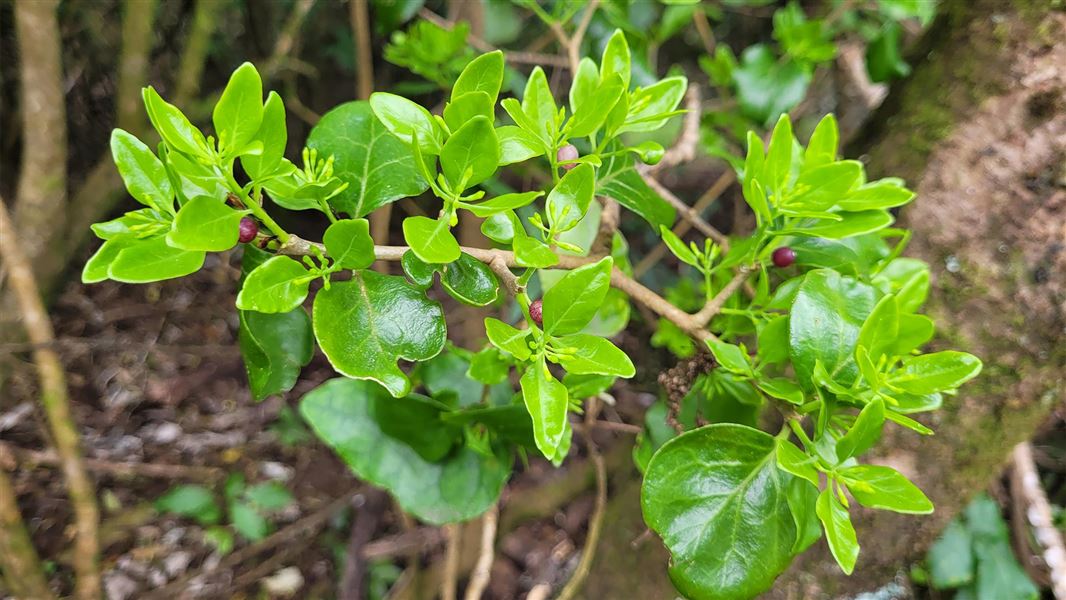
[440,252,499,306]
[243,91,287,179]
[805,114,838,168]
[239,308,313,401]
[597,152,676,230]
[520,359,570,461]
[484,318,532,360]
[776,438,819,486]
[765,114,794,194]
[453,50,504,104]
[757,377,805,405]
[308,101,429,217]
[569,57,599,115]
[787,478,823,554]
[733,45,810,125]
[403,215,461,264]
[323,218,375,270]
[443,91,494,132]
[236,256,312,314]
[619,76,687,134]
[567,75,623,137]
[836,399,885,462]
[891,391,942,414]
[313,271,446,397]
[707,339,753,375]
[368,92,443,155]
[462,191,542,217]
[467,347,510,385]
[840,464,933,514]
[873,258,929,313]
[789,269,878,387]
[659,226,698,266]
[400,249,436,289]
[419,351,483,408]
[787,211,895,239]
[642,424,797,599]
[542,257,613,335]
[546,163,595,233]
[213,62,264,153]
[838,180,915,211]
[512,233,558,268]
[111,129,174,212]
[82,239,130,283]
[788,161,862,211]
[894,313,935,355]
[142,87,208,157]
[521,67,556,139]
[600,29,631,90]
[166,196,244,251]
[816,488,859,574]
[555,334,634,377]
[300,378,510,524]
[888,351,982,393]
[857,294,899,365]
[497,126,545,165]
[442,404,536,450]
[441,116,499,189]
[108,236,205,283]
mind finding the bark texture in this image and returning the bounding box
[775,1,1066,596]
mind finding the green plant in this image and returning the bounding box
[919,494,1039,599]
[86,24,980,599]
[155,476,294,553]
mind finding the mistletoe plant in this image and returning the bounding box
[84,29,981,599]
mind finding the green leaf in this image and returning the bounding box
[733,45,810,125]
[213,62,264,154]
[857,294,899,364]
[836,399,885,462]
[873,258,929,313]
[757,377,805,405]
[776,438,819,486]
[441,116,500,189]
[619,76,687,134]
[891,391,942,414]
[555,334,634,377]
[108,236,205,283]
[706,339,753,375]
[368,92,443,155]
[452,50,504,104]
[467,347,510,385]
[520,359,571,461]
[789,269,878,387]
[236,256,312,314]
[401,249,437,289]
[512,233,558,268]
[497,126,545,165]
[323,218,375,270]
[521,67,556,140]
[805,114,838,168]
[866,22,910,83]
[597,152,676,230]
[443,91,494,132]
[838,180,915,211]
[888,351,982,393]
[788,210,895,239]
[312,271,446,397]
[816,488,859,574]
[156,485,220,525]
[484,318,532,360]
[567,75,623,137]
[440,252,499,306]
[765,114,795,194]
[419,351,483,408]
[302,379,511,524]
[542,257,613,335]
[569,57,599,115]
[142,86,208,157]
[403,216,461,264]
[244,482,294,511]
[111,129,174,212]
[239,308,314,401]
[373,392,462,460]
[788,161,862,211]
[839,465,933,514]
[166,196,244,251]
[230,501,270,541]
[82,239,130,283]
[461,191,542,217]
[546,163,595,233]
[928,518,974,588]
[308,101,429,217]
[787,478,823,554]
[243,91,287,179]
[600,29,631,90]
[659,226,698,266]
[642,424,797,599]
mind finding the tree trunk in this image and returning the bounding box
[774,1,1065,596]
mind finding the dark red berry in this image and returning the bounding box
[238,217,259,243]
[557,145,579,170]
[529,299,543,326]
[772,246,796,268]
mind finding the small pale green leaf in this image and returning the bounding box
[323,218,375,270]
[440,116,499,189]
[765,113,795,193]
[443,91,494,132]
[213,62,264,153]
[816,488,859,574]
[836,398,885,462]
[707,339,753,375]
[757,377,805,405]
[888,351,982,393]
[520,359,571,461]
[368,92,442,155]
[839,464,933,514]
[512,233,558,268]
[243,91,287,179]
[403,215,461,264]
[805,114,838,168]
[546,163,595,233]
[461,191,542,217]
[484,318,532,360]
[108,236,205,283]
[659,226,698,266]
[600,29,631,89]
[497,126,545,165]
[156,485,220,525]
[542,256,613,335]
[857,294,900,365]
[142,87,208,157]
[555,334,634,377]
[453,50,504,104]
[167,196,244,251]
[111,129,174,211]
[776,438,819,486]
[838,180,915,211]
[236,256,312,314]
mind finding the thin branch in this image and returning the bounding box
[692,267,754,327]
[1012,442,1066,598]
[441,523,462,600]
[463,504,499,600]
[4,443,225,482]
[350,0,373,101]
[652,86,702,172]
[526,584,552,600]
[276,239,718,341]
[489,257,523,296]
[418,8,569,68]
[0,199,100,600]
[0,468,54,599]
[555,399,608,600]
[261,0,317,80]
[340,489,387,600]
[641,173,730,249]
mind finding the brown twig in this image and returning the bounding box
[692,267,754,327]
[463,504,499,600]
[0,199,100,599]
[652,86,702,172]
[3,443,225,482]
[145,488,361,599]
[340,489,388,600]
[526,584,552,600]
[489,257,523,296]
[555,399,608,600]
[0,468,54,599]
[641,173,730,249]
[547,0,600,73]
[441,523,462,600]
[1011,442,1066,597]
[350,0,373,100]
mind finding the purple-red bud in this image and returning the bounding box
[238,217,259,243]
[557,145,579,170]
[529,299,544,326]
[772,246,796,268]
